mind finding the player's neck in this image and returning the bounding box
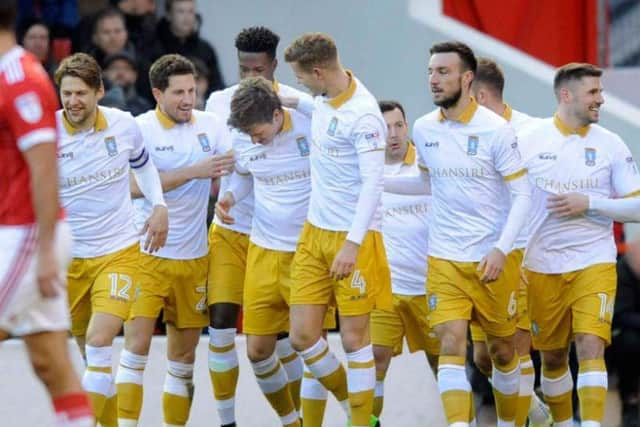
[556,108,588,130]
[0,33,16,57]
[442,93,472,120]
[324,68,350,99]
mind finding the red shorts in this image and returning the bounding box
[0,222,72,336]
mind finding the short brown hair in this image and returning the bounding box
[378,100,406,120]
[554,63,603,96]
[165,0,192,13]
[430,41,477,73]
[149,54,195,91]
[474,57,505,97]
[228,77,282,133]
[284,32,338,70]
[54,53,103,90]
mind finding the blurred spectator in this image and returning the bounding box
[16,0,79,38]
[86,7,154,103]
[609,240,640,427]
[17,17,58,79]
[190,56,210,110]
[101,51,152,116]
[111,0,161,61]
[155,0,224,91]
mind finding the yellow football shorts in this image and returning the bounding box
[243,243,336,335]
[371,293,440,356]
[525,262,616,350]
[290,222,392,316]
[131,253,208,329]
[207,224,250,306]
[67,243,140,337]
[427,251,520,338]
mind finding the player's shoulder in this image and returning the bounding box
[288,107,311,129]
[205,85,237,110]
[588,123,624,145]
[134,108,158,126]
[518,116,554,140]
[193,108,225,128]
[413,109,441,129]
[472,104,508,129]
[277,82,308,99]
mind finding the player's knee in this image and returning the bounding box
[209,303,239,329]
[473,348,492,376]
[85,330,115,348]
[438,332,466,356]
[247,345,273,363]
[373,345,391,374]
[340,330,368,353]
[541,349,569,371]
[575,333,605,360]
[488,337,516,367]
[30,350,65,389]
[289,329,318,352]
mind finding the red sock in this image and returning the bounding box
[53,393,94,427]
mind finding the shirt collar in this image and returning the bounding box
[553,114,590,137]
[155,105,195,129]
[281,109,292,133]
[502,103,513,122]
[62,107,108,135]
[327,70,357,109]
[402,142,416,165]
[437,97,478,124]
[272,79,280,94]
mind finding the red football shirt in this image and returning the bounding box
[0,47,60,225]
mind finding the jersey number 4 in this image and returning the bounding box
[351,270,366,295]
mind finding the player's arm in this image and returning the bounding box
[548,140,640,222]
[383,167,431,195]
[215,168,252,225]
[12,81,60,297]
[279,93,315,117]
[129,153,234,198]
[480,126,531,282]
[331,115,386,280]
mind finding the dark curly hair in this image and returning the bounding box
[235,26,280,60]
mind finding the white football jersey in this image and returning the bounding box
[521,115,640,273]
[57,106,146,258]
[205,80,312,235]
[134,108,231,259]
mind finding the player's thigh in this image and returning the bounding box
[290,222,333,307]
[130,252,169,322]
[525,269,572,351]
[570,263,617,346]
[91,244,140,321]
[474,249,520,339]
[243,245,289,336]
[334,230,392,316]
[165,256,209,329]
[426,257,474,330]
[207,225,249,306]
[370,298,404,355]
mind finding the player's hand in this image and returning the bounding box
[478,247,506,283]
[330,240,360,281]
[190,151,235,179]
[36,243,60,298]
[215,192,236,224]
[547,193,589,218]
[142,205,169,253]
[279,96,300,109]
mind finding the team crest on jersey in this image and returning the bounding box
[467,136,479,156]
[428,293,437,311]
[198,133,211,152]
[531,321,540,336]
[296,136,310,156]
[585,148,596,166]
[15,92,43,124]
[327,117,338,136]
[104,136,118,156]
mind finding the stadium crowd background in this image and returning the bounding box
[10,0,640,426]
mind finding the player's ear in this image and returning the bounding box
[96,83,105,101]
[152,87,163,105]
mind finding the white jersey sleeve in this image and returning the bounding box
[352,113,386,153]
[493,124,525,180]
[611,137,640,197]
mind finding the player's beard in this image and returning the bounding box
[433,86,463,109]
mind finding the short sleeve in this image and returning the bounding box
[611,137,640,198]
[7,74,58,151]
[351,113,386,154]
[493,124,526,181]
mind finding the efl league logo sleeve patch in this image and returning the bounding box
[467,135,479,156]
[15,92,43,124]
[296,136,310,156]
[364,130,381,150]
[585,148,596,166]
[198,133,211,152]
[104,136,118,156]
